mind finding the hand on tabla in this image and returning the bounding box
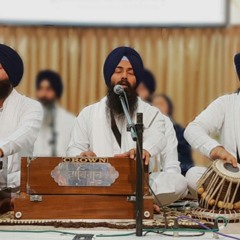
[210,146,238,167]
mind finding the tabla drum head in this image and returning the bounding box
[214,159,240,181]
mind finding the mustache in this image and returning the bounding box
[117,79,131,86]
[116,79,134,91]
[38,97,55,108]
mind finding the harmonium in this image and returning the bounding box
[14,157,154,219]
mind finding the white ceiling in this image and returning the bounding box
[0,0,229,26]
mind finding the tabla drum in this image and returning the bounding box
[192,159,240,222]
[197,159,240,210]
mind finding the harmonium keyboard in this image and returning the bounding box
[14,157,154,219]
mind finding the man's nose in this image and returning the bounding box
[121,70,128,79]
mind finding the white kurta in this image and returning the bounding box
[0,89,43,188]
[150,115,181,173]
[67,96,167,157]
[67,96,187,205]
[149,115,187,205]
[33,105,75,157]
[184,93,240,191]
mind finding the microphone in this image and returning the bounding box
[113,84,137,141]
[234,53,240,81]
[113,84,124,95]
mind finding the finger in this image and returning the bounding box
[143,152,150,165]
[80,151,96,157]
[222,157,231,164]
[223,156,238,167]
[89,152,97,157]
[144,155,150,165]
[231,158,238,168]
[129,149,136,159]
[142,150,149,165]
[114,153,128,157]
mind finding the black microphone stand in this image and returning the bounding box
[119,95,137,141]
[118,94,144,236]
[135,112,144,236]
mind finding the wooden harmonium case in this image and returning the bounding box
[14,157,153,220]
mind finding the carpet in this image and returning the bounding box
[0,207,217,230]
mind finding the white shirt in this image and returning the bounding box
[67,96,167,157]
[0,89,43,188]
[33,105,76,157]
[184,93,240,158]
[152,115,181,173]
[66,96,186,197]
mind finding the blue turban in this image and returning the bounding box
[142,69,156,94]
[103,46,144,87]
[0,43,24,87]
[234,53,240,81]
[36,70,63,99]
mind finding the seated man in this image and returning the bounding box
[33,70,76,156]
[0,43,43,212]
[136,68,156,103]
[67,46,187,210]
[184,53,240,196]
[152,93,194,176]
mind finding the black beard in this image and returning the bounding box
[106,82,138,117]
[38,97,55,109]
[0,79,13,100]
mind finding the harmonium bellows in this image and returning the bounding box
[14,157,153,219]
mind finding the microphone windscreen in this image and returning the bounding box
[234,53,240,81]
[113,85,124,95]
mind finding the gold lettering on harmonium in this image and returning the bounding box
[51,157,119,186]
